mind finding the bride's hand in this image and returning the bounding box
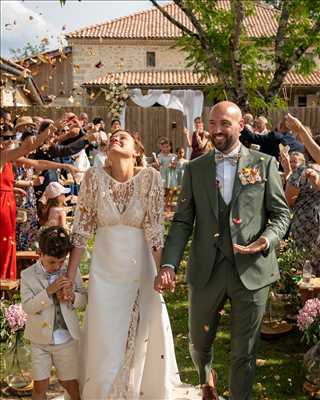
[154,267,176,293]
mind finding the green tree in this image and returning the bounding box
[9,39,50,60]
[150,0,320,112]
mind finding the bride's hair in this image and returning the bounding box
[111,129,145,167]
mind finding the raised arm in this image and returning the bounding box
[16,156,76,173]
[286,113,320,164]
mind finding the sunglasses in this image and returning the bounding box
[0,135,16,141]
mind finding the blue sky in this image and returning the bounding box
[1,0,168,58]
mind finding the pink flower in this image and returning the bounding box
[297,298,320,332]
[4,304,27,332]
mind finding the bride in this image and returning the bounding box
[66,130,181,399]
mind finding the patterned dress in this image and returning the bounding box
[15,167,39,250]
[288,164,320,274]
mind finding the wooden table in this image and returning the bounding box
[0,279,20,300]
[16,251,39,278]
[299,278,320,304]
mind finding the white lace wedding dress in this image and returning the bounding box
[72,166,201,400]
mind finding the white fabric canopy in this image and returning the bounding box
[127,89,204,134]
[121,89,204,158]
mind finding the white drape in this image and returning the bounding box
[124,89,204,158]
[128,89,204,134]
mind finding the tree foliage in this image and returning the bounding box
[9,39,50,60]
[150,0,320,112]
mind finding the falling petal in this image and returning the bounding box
[95,61,103,69]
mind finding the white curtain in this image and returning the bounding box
[128,89,203,134]
[125,89,204,158]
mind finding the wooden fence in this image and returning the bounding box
[6,105,320,155]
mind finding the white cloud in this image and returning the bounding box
[1,0,59,57]
[1,0,170,59]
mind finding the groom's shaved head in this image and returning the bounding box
[209,101,244,153]
[210,101,243,121]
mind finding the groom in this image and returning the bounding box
[155,101,290,400]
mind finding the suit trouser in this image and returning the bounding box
[188,255,269,400]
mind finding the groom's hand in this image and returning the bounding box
[233,236,268,254]
[154,267,176,294]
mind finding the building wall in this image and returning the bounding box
[69,39,189,87]
[0,83,31,107]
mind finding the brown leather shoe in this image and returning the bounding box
[202,369,219,400]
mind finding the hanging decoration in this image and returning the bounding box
[101,83,130,119]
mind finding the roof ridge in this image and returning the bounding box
[66,1,173,38]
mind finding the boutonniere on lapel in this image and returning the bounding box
[239,165,262,185]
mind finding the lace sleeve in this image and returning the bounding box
[71,168,98,248]
[143,169,165,250]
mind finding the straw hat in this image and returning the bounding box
[15,116,36,131]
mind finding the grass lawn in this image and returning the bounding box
[165,269,309,400]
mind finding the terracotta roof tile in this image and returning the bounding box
[82,69,320,88]
[67,1,279,40]
[82,70,217,87]
[284,70,320,86]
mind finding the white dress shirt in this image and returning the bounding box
[215,143,241,204]
[40,262,72,345]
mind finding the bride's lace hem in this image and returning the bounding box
[106,291,140,399]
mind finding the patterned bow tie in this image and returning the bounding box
[215,152,240,165]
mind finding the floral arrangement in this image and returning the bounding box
[101,83,130,119]
[4,304,27,333]
[1,302,31,389]
[297,298,320,345]
[239,166,262,185]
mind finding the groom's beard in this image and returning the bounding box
[211,132,236,153]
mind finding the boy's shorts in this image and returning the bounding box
[31,339,78,381]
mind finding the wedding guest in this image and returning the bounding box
[38,182,70,230]
[254,116,269,135]
[0,124,51,279]
[286,113,320,164]
[279,150,305,184]
[15,165,43,251]
[286,139,320,275]
[79,112,89,130]
[185,117,210,160]
[241,118,304,160]
[157,138,177,211]
[110,118,121,133]
[20,227,86,400]
[175,147,188,189]
[243,113,254,131]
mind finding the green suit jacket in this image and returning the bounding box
[161,145,291,290]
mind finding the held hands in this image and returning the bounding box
[154,267,176,294]
[233,236,268,255]
[46,276,73,297]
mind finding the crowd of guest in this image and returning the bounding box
[0,107,319,282]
